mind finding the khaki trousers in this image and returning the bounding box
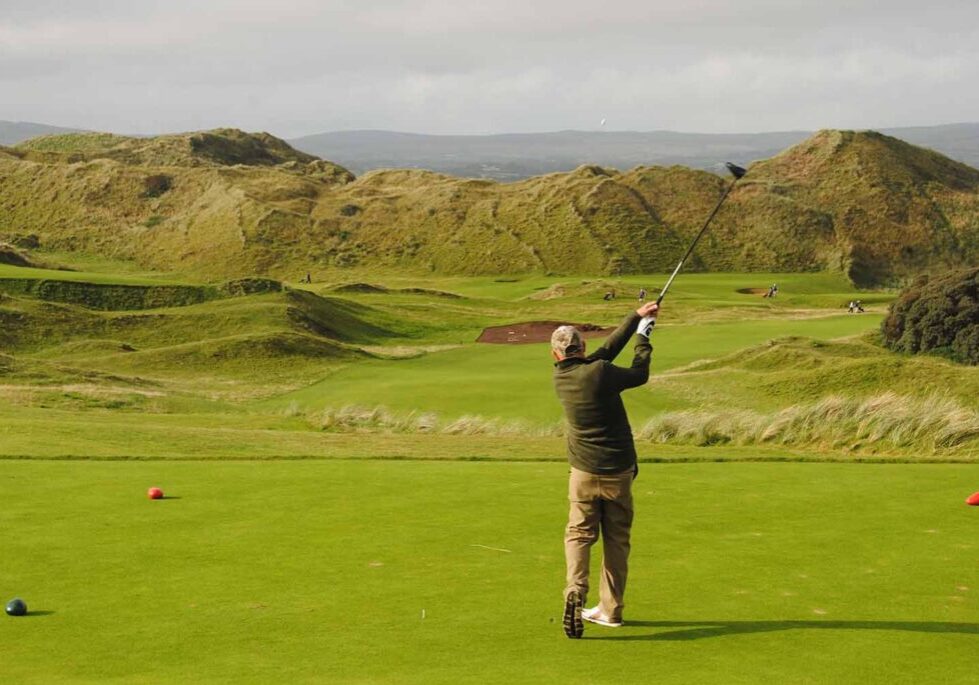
[563,466,634,623]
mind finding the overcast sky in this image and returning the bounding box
[2,0,978,137]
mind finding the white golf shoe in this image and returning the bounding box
[581,606,623,628]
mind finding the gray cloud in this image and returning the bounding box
[1,0,977,136]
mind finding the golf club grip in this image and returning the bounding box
[655,178,739,305]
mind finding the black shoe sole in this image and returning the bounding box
[563,590,583,639]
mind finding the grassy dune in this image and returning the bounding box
[4,128,979,283]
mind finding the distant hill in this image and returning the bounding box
[289,123,979,180]
[288,129,811,180]
[13,128,329,168]
[0,121,83,146]
[2,127,978,285]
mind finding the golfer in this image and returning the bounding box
[551,301,659,638]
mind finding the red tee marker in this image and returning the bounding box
[147,487,164,500]
[966,492,979,506]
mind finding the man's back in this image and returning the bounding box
[553,312,651,474]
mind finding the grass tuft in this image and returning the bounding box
[311,404,561,437]
[637,392,979,453]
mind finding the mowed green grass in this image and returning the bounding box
[1,460,976,684]
[271,312,883,423]
[267,272,887,423]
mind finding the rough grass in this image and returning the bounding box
[295,392,979,458]
[638,393,979,454]
[310,404,560,437]
[649,333,979,414]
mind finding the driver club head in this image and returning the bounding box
[725,162,747,179]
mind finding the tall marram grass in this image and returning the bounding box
[311,405,562,437]
[637,392,979,453]
[305,394,979,455]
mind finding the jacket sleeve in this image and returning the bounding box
[601,335,652,391]
[587,313,642,362]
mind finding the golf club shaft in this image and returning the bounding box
[656,178,739,306]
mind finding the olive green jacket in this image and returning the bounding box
[553,312,652,474]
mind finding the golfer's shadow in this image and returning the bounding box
[588,619,979,641]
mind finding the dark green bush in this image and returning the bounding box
[881,267,979,364]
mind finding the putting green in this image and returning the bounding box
[1,460,976,683]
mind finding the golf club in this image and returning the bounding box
[656,162,747,306]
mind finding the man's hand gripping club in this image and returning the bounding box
[636,301,660,338]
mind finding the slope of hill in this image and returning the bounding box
[0,129,355,277]
[307,163,838,275]
[2,128,978,284]
[0,276,409,403]
[14,128,329,168]
[747,130,979,285]
[289,123,979,180]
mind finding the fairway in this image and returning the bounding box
[2,459,976,684]
[273,311,883,423]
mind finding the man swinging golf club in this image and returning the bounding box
[552,301,659,638]
[552,161,746,638]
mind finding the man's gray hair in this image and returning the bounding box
[551,325,583,357]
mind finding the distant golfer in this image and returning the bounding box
[638,287,647,303]
[551,301,659,638]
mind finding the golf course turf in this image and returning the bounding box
[1,460,976,683]
[3,268,979,682]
